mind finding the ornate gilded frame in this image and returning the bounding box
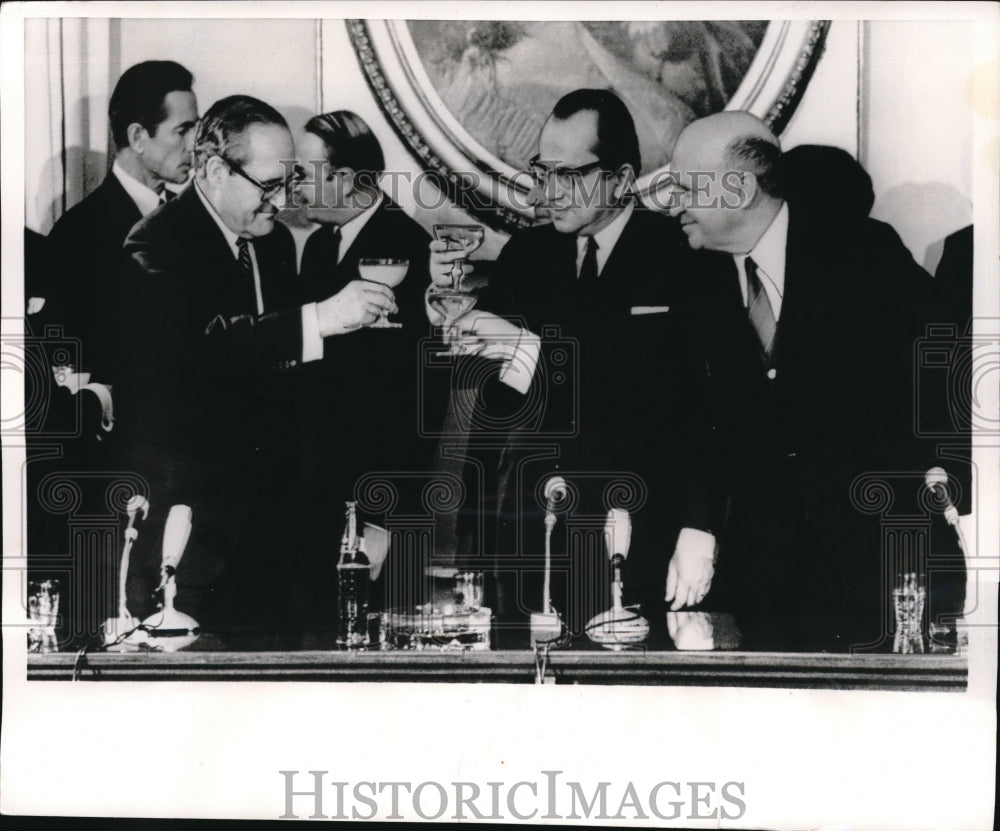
[348,19,830,231]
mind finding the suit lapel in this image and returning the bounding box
[183,188,258,315]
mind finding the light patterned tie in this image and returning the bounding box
[236,237,255,302]
[745,255,776,359]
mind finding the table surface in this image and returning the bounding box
[26,610,967,690]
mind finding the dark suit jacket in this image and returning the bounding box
[465,206,709,620]
[690,201,955,648]
[111,186,309,627]
[46,173,143,377]
[114,186,302,502]
[295,197,436,524]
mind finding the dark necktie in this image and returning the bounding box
[156,185,175,205]
[236,237,255,305]
[579,235,599,282]
[745,255,776,359]
[302,225,342,298]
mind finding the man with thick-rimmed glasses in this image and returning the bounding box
[426,88,714,633]
[111,95,396,642]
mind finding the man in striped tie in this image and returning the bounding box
[112,95,397,642]
[667,111,957,650]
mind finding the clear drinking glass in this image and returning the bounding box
[358,258,409,328]
[429,224,485,332]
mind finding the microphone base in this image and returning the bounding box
[101,616,143,651]
[125,606,201,652]
[529,612,563,646]
[586,606,650,650]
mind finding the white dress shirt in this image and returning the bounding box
[112,160,163,217]
[574,200,634,277]
[336,190,384,263]
[194,181,323,362]
[733,201,788,320]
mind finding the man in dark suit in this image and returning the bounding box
[113,95,397,640]
[45,61,198,380]
[292,112,434,524]
[667,111,960,650]
[430,89,712,633]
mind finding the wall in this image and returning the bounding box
[27,17,975,272]
[863,20,975,272]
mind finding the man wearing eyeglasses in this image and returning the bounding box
[428,89,713,631]
[112,95,397,640]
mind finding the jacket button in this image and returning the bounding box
[289,359,297,367]
[766,368,777,380]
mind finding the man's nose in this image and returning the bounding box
[666,190,685,217]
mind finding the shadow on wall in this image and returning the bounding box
[34,149,108,236]
[872,182,972,275]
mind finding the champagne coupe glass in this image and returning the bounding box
[358,258,409,328]
[429,224,485,334]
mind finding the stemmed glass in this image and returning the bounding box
[358,258,409,328]
[429,224,485,335]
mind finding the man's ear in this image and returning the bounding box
[126,122,149,154]
[737,171,759,209]
[612,164,638,202]
[335,168,356,199]
[204,155,228,188]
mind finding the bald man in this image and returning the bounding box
[666,111,951,650]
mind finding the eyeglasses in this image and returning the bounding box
[220,156,304,201]
[528,155,607,189]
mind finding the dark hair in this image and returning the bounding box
[724,136,784,200]
[109,61,194,150]
[550,88,641,176]
[304,111,385,180]
[193,95,288,171]
[781,144,874,219]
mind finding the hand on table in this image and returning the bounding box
[666,611,716,650]
[665,528,716,610]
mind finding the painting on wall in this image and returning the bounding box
[349,19,830,230]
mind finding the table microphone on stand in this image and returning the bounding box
[139,504,200,651]
[530,476,567,645]
[102,495,148,649]
[925,467,969,556]
[585,508,650,648]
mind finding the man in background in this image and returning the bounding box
[113,95,396,642]
[293,111,434,527]
[44,60,198,380]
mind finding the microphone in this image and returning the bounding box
[137,504,199,651]
[586,509,649,648]
[544,476,568,513]
[603,508,632,568]
[532,476,568,646]
[161,504,193,573]
[924,467,960,528]
[102,493,150,648]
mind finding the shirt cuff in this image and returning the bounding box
[677,527,716,561]
[301,303,324,363]
[498,328,540,395]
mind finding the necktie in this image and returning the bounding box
[745,255,776,359]
[156,185,175,205]
[236,237,255,292]
[302,225,342,298]
[579,235,599,282]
